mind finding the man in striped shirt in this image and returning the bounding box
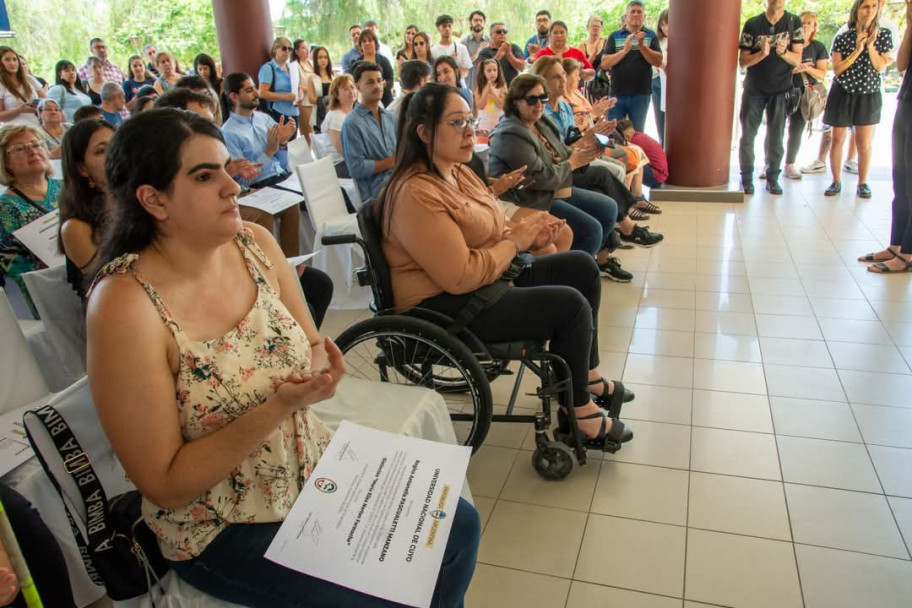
[77,38,127,85]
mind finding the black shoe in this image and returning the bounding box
[857,183,872,199]
[825,181,842,196]
[742,179,755,195]
[619,225,664,248]
[598,256,633,282]
[766,178,783,195]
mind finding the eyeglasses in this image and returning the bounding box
[6,141,46,155]
[493,29,507,35]
[444,117,481,131]
[522,94,549,106]
[414,41,427,46]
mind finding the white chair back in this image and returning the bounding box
[286,136,314,167]
[310,133,333,160]
[0,288,49,413]
[295,157,351,232]
[22,265,87,381]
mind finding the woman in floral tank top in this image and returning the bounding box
[86,109,479,607]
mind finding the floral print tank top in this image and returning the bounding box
[92,229,333,560]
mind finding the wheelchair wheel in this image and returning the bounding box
[335,316,493,453]
[532,442,577,480]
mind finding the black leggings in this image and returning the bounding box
[892,100,912,253]
[420,251,601,408]
[0,484,76,608]
[786,107,808,165]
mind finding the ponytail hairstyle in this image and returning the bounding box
[92,108,225,274]
[377,82,459,232]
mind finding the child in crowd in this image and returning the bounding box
[618,118,667,213]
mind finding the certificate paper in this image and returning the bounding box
[238,187,302,214]
[265,421,471,608]
[12,209,64,268]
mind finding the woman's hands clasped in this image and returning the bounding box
[275,337,346,412]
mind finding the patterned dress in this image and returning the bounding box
[91,228,334,561]
[0,179,62,313]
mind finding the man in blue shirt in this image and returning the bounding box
[341,62,396,203]
[524,10,551,61]
[98,82,125,128]
[341,24,364,74]
[221,73,297,189]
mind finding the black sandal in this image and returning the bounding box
[589,378,635,418]
[858,250,897,263]
[557,409,633,453]
[868,257,912,274]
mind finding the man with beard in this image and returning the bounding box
[525,10,551,61]
[462,10,491,83]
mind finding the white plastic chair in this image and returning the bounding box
[295,157,371,309]
[286,136,314,167]
[310,133,333,160]
[22,265,87,382]
[0,288,49,414]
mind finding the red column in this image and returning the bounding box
[212,0,274,80]
[665,0,742,187]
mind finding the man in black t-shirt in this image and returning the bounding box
[476,21,525,86]
[738,0,804,195]
[596,0,663,133]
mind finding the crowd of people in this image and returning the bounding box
[1,0,912,606]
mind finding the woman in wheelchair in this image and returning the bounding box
[380,83,634,449]
[85,109,480,607]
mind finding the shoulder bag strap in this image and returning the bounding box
[23,407,106,587]
[23,406,115,554]
[7,186,49,215]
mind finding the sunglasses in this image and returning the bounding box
[279,45,292,51]
[493,29,507,35]
[522,94,549,106]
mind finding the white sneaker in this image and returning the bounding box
[784,165,802,180]
[801,160,826,174]
[844,160,859,174]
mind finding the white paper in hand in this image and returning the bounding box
[265,421,471,608]
[13,209,64,268]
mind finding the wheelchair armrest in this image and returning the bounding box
[321,234,359,246]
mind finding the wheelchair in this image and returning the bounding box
[322,202,629,480]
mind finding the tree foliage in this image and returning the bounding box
[3,0,908,83]
[5,0,218,81]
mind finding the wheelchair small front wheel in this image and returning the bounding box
[335,315,493,453]
[531,442,577,480]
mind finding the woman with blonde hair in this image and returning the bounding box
[0,125,61,314]
[258,37,300,129]
[783,11,829,180]
[0,47,44,125]
[578,15,606,68]
[320,74,357,178]
[153,51,181,93]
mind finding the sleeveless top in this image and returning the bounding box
[91,229,333,561]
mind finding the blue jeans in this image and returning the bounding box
[550,188,618,256]
[171,497,481,607]
[651,77,665,146]
[608,93,651,133]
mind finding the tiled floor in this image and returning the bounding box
[322,168,912,607]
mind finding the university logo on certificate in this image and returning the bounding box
[265,421,471,607]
